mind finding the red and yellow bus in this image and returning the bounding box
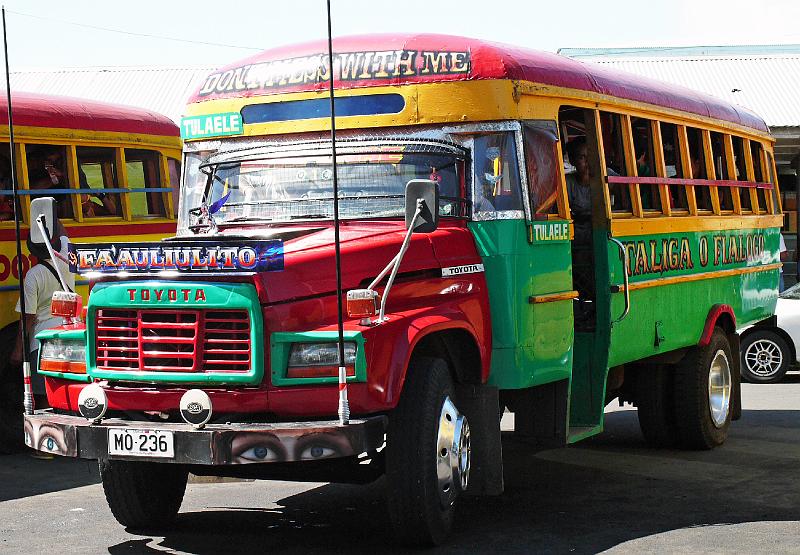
[24,35,780,545]
[0,92,181,448]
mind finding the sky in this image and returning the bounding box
[2,0,800,70]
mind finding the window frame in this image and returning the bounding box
[5,141,176,225]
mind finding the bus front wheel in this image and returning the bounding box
[386,357,470,546]
[674,328,733,449]
[100,459,188,530]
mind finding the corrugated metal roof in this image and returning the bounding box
[559,52,800,128]
[7,66,216,124]
[559,44,800,58]
[9,51,800,130]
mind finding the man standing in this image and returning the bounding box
[11,222,74,408]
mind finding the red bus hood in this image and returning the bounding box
[248,220,479,304]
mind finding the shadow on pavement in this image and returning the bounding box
[0,454,100,502]
[106,408,800,554]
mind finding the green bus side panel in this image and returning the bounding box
[468,219,574,390]
[606,227,780,368]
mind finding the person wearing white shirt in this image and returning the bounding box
[11,226,74,403]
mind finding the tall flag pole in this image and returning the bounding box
[2,7,33,415]
[326,0,349,425]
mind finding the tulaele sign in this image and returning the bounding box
[180,112,243,140]
[68,241,283,274]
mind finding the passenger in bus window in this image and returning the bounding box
[27,147,73,219]
[565,137,592,242]
[79,165,118,217]
[80,189,117,217]
[0,154,13,220]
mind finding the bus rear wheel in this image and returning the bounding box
[634,364,678,448]
[385,357,470,546]
[100,459,188,530]
[674,328,733,449]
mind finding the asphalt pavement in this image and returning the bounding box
[1,376,798,554]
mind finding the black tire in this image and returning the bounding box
[0,325,23,454]
[674,328,733,449]
[100,459,188,530]
[0,380,23,454]
[634,364,678,448]
[385,357,462,546]
[740,330,791,384]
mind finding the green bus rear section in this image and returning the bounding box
[469,218,779,440]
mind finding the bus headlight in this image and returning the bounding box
[39,339,87,374]
[287,342,356,379]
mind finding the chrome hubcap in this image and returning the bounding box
[436,396,470,508]
[708,350,732,428]
[744,339,783,377]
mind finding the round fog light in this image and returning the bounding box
[78,383,107,423]
[180,389,212,429]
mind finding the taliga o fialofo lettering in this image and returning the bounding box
[625,237,693,277]
[712,233,765,265]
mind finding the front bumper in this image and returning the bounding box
[24,411,386,465]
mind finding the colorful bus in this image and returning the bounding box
[24,35,780,545]
[0,92,181,448]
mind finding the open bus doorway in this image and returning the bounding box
[558,106,616,435]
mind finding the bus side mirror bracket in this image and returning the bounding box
[405,179,439,233]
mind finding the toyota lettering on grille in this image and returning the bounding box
[127,288,207,302]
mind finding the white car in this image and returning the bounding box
[740,283,800,383]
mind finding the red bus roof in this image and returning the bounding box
[0,91,179,137]
[190,33,768,133]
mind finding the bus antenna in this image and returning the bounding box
[326,0,348,425]
[2,6,33,416]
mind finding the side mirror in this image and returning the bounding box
[405,179,439,233]
[30,197,58,244]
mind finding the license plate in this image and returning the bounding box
[107,428,175,458]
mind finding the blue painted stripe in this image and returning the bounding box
[0,187,172,196]
[241,93,405,124]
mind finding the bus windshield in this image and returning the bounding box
[180,142,466,232]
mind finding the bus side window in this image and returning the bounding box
[599,112,632,215]
[126,149,166,217]
[472,132,523,215]
[750,141,768,214]
[631,117,661,213]
[709,131,733,211]
[731,136,752,212]
[523,123,560,218]
[767,151,779,214]
[686,127,712,211]
[660,122,688,211]
[77,147,120,218]
[24,144,75,220]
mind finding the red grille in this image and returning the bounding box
[95,309,251,373]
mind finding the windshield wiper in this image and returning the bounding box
[187,171,232,234]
